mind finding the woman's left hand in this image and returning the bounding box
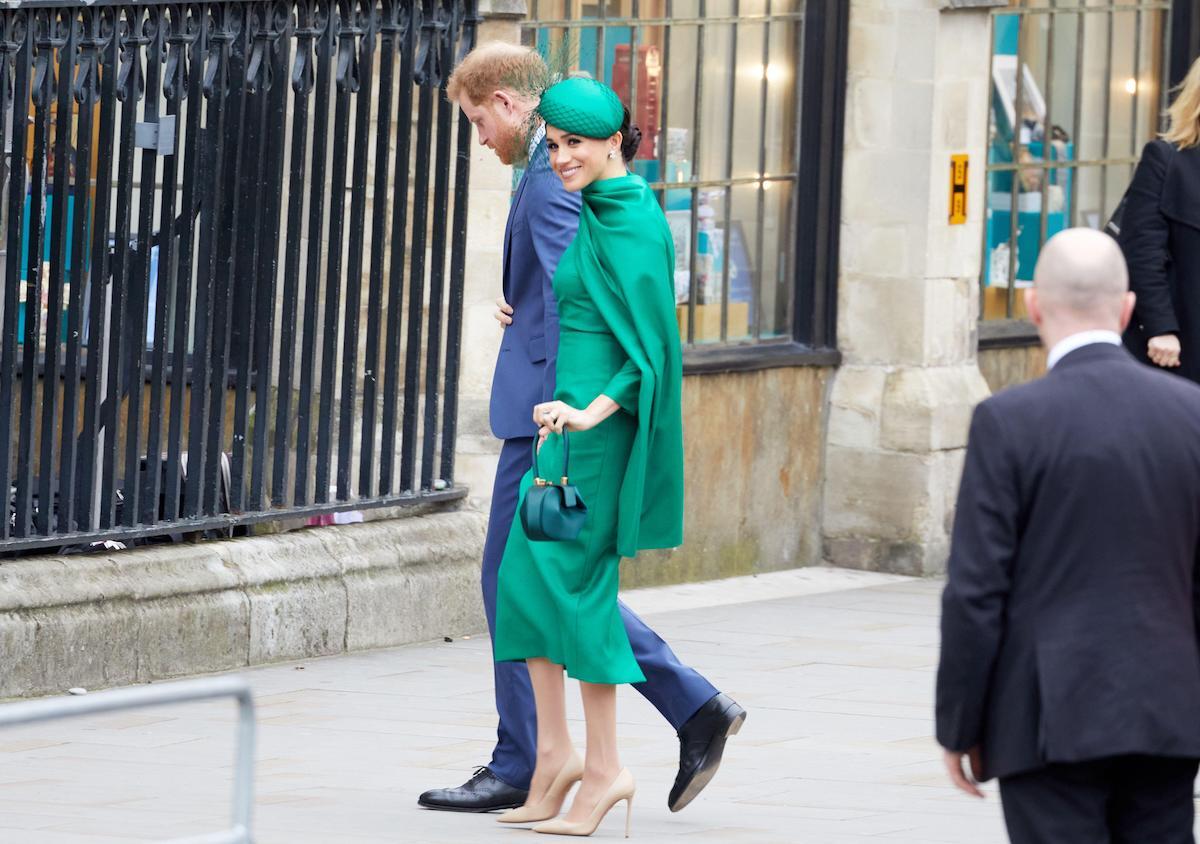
[533,400,597,436]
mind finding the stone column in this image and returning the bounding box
[821,1,995,576]
[452,0,528,511]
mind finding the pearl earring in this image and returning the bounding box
[608,150,616,160]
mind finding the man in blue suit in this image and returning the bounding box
[418,42,745,814]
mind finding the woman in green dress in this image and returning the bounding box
[492,77,685,837]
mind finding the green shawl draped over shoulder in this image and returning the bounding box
[572,173,684,558]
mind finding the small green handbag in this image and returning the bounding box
[519,430,589,542]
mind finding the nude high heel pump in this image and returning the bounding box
[497,752,585,824]
[532,768,635,838]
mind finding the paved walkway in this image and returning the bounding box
[0,567,1176,843]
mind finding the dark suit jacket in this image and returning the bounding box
[936,343,1200,781]
[1120,140,1200,383]
[489,140,581,440]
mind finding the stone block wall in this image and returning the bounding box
[625,365,834,589]
[822,0,994,576]
[0,511,486,699]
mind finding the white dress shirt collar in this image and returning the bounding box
[1046,330,1122,370]
[527,123,546,162]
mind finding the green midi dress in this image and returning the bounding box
[493,173,685,685]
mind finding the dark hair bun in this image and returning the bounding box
[621,124,643,162]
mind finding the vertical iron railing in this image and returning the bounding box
[0,0,480,553]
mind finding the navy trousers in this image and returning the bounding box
[999,756,1199,844]
[482,436,718,789]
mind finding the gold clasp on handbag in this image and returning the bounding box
[560,476,569,485]
[534,477,548,487]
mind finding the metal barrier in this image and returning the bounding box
[0,676,256,844]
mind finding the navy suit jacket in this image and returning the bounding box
[936,343,1200,781]
[489,141,582,440]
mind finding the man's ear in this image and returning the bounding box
[1024,288,1042,327]
[1118,291,1136,333]
[493,89,514,115]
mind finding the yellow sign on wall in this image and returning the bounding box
[949,154,969,225]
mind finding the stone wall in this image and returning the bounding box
[821,1,994,576]
[624,365,834,589]
[0,510,486,699]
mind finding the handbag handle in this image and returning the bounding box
[532,429,570,486]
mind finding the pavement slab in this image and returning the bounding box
[0,567,1192,843]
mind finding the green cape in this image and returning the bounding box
[572,174,684,558]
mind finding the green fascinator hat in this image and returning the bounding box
[538,77,625,139]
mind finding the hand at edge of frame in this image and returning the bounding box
[494,296,514,327]
[943,747,985,799]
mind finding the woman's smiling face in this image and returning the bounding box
[545,124,615,192]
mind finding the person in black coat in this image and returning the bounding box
[937,227,1200,843]
[1120,56,1200,379]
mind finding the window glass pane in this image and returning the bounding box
[668,0,699,18]
[1072,163,1105,233]
[733,186,760,337]
[1108,10,1141,162]
[578,0,609,82]
[1047,11,1081,152]
[763,19,799,179]
[706,0,736,18]
[611,32,664,163]
[982,179,1035,321]
[698,23,735,181]
[1074,11,1107,162]
[607,25,638,98]
[662,25,699,185]
[538,0,569,20]
[526,0,804,348]
[674,189,723,345]
[980,2,1168,324]
[731,22,766,180]
[758,178,794,340]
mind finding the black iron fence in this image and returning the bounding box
[0,0,479,553]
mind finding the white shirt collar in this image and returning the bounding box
[1046,330,1122,370]
[527,123,546,161]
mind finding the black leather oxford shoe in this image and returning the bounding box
[668,692,747,812]
[418,766,529,813]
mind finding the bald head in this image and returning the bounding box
[1025,228,1135,350]
[1032,228,1129,321]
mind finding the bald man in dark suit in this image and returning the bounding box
[937,228,1200,843]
